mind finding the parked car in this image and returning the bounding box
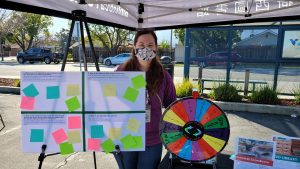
[17,48,63,64]
[103,53,131,66]
[103,53,173,66]
[199,51,242,68]
[160,55,172,64]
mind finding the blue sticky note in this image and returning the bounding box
[91,125,104,138]
[47,86,60,99]
[23,84,39,97]
[30,129,44,142]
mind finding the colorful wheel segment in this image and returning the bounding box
[159,97,230,162]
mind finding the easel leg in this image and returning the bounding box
[115,145,126,169]
[0,113,5,132]
[79,20,88,71]
[61,19,75,71]
[93,152,97,169]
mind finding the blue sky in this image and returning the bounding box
[50,17,178,47]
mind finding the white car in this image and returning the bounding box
[103,53,131,66]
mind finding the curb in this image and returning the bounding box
[214,101,300,116]
[0,86,299,116]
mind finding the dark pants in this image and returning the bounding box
[114,143,162,169]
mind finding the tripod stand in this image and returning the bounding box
[37,9,100,169]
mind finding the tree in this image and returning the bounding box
[0,9,24,60]
[159,40,170,50]
[7,12,53,51]
[55,28,72,50]
[174,28,241,56]
[89,25,133,56]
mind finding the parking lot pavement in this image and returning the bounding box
[0,94,299,169]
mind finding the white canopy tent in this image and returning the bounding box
[1,0,300,30]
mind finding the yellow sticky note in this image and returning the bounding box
[202,134,226,152]
[67,84,80,96]
[126,118,141,133]
[103,84,117,97]
[67,130,81,144]
[108,128,122,140]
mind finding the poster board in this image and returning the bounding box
[21,71,145,154]
[234,137,275,169]
[272,136,300,169]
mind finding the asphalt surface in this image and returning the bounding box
[1,94,300,169]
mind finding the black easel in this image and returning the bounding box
[114,145,126,169]
[37,9,100,169]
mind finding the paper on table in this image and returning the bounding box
[126,118,141,133]
[65,96,81,112]
[67,130,81,144]
[20,96,35,110]
[68,116,82,129]
[66,84,80,96]
[52,128,68,144]
[102,84,117,97]
[22,83,39,97]
[46,86,60,99]
[108,128,122,140]
[123,87,139,102]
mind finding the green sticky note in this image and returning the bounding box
[102,84,117,97]
[65,96,81,112]
[30,129,44,142]
[59,142,74,155]
[47,86,60,99]
[123,87,139,102]
[67,130,81,144]
[66,84,80,96]
[23,83,39,97]
[131,136,143,149]
[120,134,137,150]
[91,125,104,138]
[131,75,146,89]
[101,139,115,153]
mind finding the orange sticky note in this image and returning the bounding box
[20,96,35,110]
[52,128,68,144]
[68,116,82,129]
[88,138,101,151]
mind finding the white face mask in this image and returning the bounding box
[136,47,156,61]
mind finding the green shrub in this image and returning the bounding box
[209,83,242,102]
[176,79,194,98]
[292,86,300,104]
[14,79,20,87]
[250,86,279,105]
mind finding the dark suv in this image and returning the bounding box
[17,48,63,64]
[199,51,242,68]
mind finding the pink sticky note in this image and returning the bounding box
[20,96,35,110]
[68,116,82,129]
[88,138,101,151]
[52,128,68,144]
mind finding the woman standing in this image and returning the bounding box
[115,30,176,169]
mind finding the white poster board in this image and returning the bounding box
[233,137,276,169]
[21,71,145,154]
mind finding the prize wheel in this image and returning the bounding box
[159,97,230,162]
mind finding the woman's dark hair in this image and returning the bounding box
[119,30,164,95]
